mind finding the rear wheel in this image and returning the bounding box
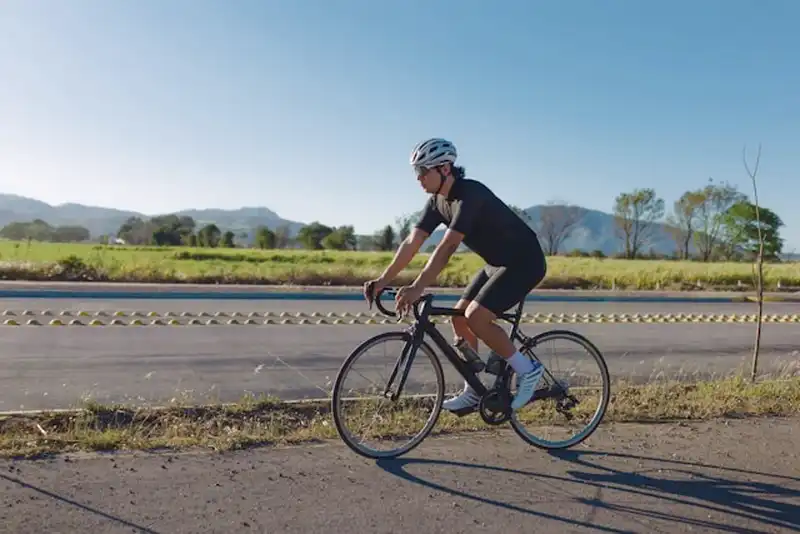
[331,331,445,459]
[508,329,610,450]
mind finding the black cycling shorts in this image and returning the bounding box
[461,257,547,316]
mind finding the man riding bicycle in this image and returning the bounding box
[364,137,548,413]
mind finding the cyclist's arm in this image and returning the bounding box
[376,227,429,285]
[412,188,485,290]
[377,198,441,285]
[410,228,463,290]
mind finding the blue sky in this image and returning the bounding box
[1,0,799,250]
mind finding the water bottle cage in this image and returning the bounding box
[453,338,486,373]
[484,352,508,376]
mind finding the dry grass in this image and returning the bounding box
[0,240,798,290]
[1,377,798,459]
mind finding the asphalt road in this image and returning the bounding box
[1,416,798,533]
[1,298,798,412]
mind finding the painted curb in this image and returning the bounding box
[1,310,797,326]
[0,288,774,303]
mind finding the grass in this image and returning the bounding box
[1,376,799,459]
[0,240,798,290]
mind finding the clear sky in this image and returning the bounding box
[1,0,799,250]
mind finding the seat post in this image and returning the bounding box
[508,292,528,340]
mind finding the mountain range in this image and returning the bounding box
[0,193,686,256]
[0,194,306,242]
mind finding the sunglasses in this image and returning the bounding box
[414,165,432,177]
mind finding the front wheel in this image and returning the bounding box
[509,329,611,450]
[331,330,445,459]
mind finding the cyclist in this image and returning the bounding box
[364,137,548,413]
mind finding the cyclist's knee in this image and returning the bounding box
[464,301,497,328]
[452,299,472,333]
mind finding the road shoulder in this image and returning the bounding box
[1,416,798,533]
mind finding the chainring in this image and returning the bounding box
[478,388,512,426]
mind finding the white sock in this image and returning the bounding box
[508,351,534,375]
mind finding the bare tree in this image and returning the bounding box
[394,213,418,243]
[743,144,764,382]
[666,191,704,259]
[535,201,585,255]
[693,179,745,261]
[613,188,665,259]
[274,224,292,249]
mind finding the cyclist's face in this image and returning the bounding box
[416,166,442,193]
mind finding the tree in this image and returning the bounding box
[198,223,221,247]
[221,230,236,248]
[148,214,195,246]
[255,226,276,249]
[693,179,746,262]
[321,225,357,250]
[720,201,783,261]
[51,225,91,243]
[742,143,765,383]
[0,220,91,243]
[116,214,195,246]
[273,224,291,248]
[395,214,418,243]
[666,191,705,260]
[374,225,396,251]
[612,188,665,259]
[297,221,334,250]
[534,202,584,256]
[117,216,153,245]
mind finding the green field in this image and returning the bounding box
[0,240,798,290]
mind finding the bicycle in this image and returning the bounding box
[331,286,611,459]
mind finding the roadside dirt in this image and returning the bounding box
[1,416,798,533]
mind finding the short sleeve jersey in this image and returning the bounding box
[414,178,542,267]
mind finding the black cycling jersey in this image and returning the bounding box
[415,178,543,267]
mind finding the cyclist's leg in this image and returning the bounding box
[442,266,490,412]
[451,266,489,351]
[464,261,547,410]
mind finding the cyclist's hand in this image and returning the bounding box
[363,279,383,309]
[395,284,423,317]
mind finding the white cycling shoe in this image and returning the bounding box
[442,361,544,413]
[442,384,481,412]
[510,361,544,410]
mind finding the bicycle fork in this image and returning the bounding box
[382,327,425,402]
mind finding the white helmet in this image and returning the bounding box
[409,138,457,169]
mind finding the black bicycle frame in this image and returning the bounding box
[375,288,525,402]
[374,287,568,406]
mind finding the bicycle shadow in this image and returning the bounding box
[376,448,800,533]
[0,472,162,534]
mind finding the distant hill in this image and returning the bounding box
[0,194,305,242]
[174,207,306,241]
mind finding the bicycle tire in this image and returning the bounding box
[331,330,445,459]
[509,329,611,450]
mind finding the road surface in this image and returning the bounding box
[0,415,798,532]
[1,299,798,412]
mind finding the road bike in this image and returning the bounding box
[331,286,611,459]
